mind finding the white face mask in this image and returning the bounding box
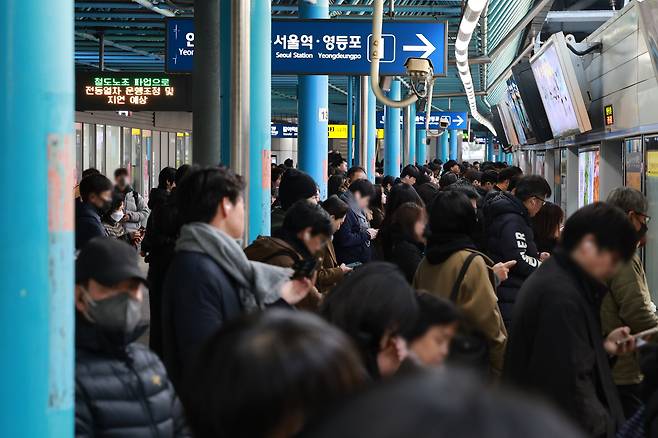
[110,211,124,222]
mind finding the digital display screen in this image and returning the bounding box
[531,43,581,138]
[505,76,535,145]
[578,149,600,207]
[76,72,192,111]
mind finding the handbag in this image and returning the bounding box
[447,252,490,370]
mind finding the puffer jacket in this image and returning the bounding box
[482,191,541,328]
[75,314,189,437]
[118,186,150,233]
[601,253,658,385]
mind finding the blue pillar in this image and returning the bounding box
[367,77,377,182]
[347,77,354,168]
[498,146,505,162]
[417,129,427,165]
[354,78,361,166]
[384,80,402,177]
[1,0,74,436]
[440,131,449,162]
[248,0,271,242]
[487,136,495,162]
[449,129,459,160]
[220,0,232,165]
[299,0,329,197]
[409,104,416,165]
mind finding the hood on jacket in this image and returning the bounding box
[425,233,477,265]
[483,191,528,225]
[244,235,303,264]
[76,200,102,220]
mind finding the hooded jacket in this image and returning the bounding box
[75,314,189,437]
[413,233,507,375]
[117,185,150,233]
[482,191,541,328]
[503,251,625,438]
[377,224,425,284]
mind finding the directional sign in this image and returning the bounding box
[164,18,446,76]
[166,18,195,73]
[271,123,298,138]
[272,20,447,76]
[376,111,468,130]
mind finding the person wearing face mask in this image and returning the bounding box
[504,203,640,438]
[74,237,189,437]
[601,187,658,419]
[114,167,150,237]
[101,191,130,243]
[245,199,334,311]
[75,173,113,249]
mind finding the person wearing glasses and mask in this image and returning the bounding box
[482,175,552,329]
[74,237,189,437]
[601,187,658,419]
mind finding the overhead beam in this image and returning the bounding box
[75,31,163,60]
[545,10,616,23]
[488,0,553,61]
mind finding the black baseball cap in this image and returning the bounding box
[76,237,148,287]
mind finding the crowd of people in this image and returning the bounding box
[71,152,658,438]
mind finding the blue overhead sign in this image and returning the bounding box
[272,20,447,76]
[376,111,468,130]
[271,123,298,138]
[165,18,447,76]
[166,18,195,73]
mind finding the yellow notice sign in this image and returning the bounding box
[131,128,141,135]
[328,124,384,139]
[648,151,658,177]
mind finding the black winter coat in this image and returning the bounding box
[503,252,624,438]
[482,191,541,327]
[76,201,108,249]
[161,250,241,392]
[333,207,372,265]
[75,315,189,437]
[377,226,424,283]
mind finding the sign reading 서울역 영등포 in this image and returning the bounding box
[376,111,468,130]
[165,18,447,76]
[76,72,192,111]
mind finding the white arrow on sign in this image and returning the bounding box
[453,115,464,126]
[402,34,436,58]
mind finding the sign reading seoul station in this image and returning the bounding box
[76,72,192,111]
[166,19,447,76]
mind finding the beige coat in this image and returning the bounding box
[413,249,508,375]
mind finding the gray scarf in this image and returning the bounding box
[176,222,292,312]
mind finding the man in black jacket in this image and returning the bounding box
[482,175,551,328]
[504,203,639,438]
[75,173,113,249]
[75,237,189,437]
[161,166,312,392]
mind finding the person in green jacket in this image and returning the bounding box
[601,187,657,418]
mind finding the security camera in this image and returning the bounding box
[439,115,451,129]
[405,57,434,99]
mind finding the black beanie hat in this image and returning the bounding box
[279,169,318,210]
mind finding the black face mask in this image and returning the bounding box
[97,199,112,215]
[638,222,648,239]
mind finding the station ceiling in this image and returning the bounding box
[74,0,618,126]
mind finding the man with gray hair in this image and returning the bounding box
[601,187,657,417]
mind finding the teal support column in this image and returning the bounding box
[347,77,354,168]
[440,131,449,162]
[354,78,361,166]
[248,0,270,242]
[409,104,416,165]
[416,129,427,165]
[487,136,495,162]
[299,0,329,197]
[449,129,459,160]
[498,146,505,162]
[1,0,75,436]
[384,80,402,177]
[367,77,377,182]
[220,0,232,165]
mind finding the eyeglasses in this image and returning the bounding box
[634,211,652,224]
[532,196,547,207]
